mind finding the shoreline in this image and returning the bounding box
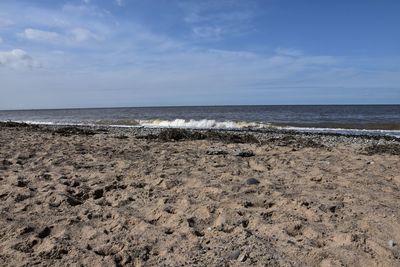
[1,121,400,143]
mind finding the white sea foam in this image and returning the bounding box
[138,119,271,129]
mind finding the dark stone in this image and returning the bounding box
[15,178,28,187]
[2,159,13,166]
[164,229,174,235]
[246,178,260,185]
[193,230,204,237]
[20,226,35,235]
[66,195,83,206]
[55,126,96,136]
[328,202,344,213]
[42,173,52,180]
[233,150,255,157]
[71,180,80,187]
[319,202,344,213]
[93,188,104,199]
[187,217,196,228]
[14,193,31,202]
[206,148,229,155]
[37,226,51,239]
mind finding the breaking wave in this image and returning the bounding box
[137,119,272,129]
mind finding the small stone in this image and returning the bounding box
[206,148,228,155]
[388,240,396,248]
[20,226,35,235]
[65,195,82,206]
[71,180,80,187]
[238,252,248,262]
[228,250,240,260]
[37,226,51,239]
[15,177,28,187]
[233,150,255,157]
[310,177,322,182]
[93,188,104,199]
[246,178,260,185]
[2,159,13,166]
[42,173,52,180]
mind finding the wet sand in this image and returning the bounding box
[0,123,399,266]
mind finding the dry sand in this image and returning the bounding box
[0,123,400,266]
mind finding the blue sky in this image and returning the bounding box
[0,0,399,109]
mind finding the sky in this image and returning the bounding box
[0,0,399,109]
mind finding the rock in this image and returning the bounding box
[206,148,229,155]
[15,177,28,187]
[48,194,64,208]
[14,192,32,202]
[70,180,80,187]
[19,226,35,235]
[228,250,241,260]
[65,195,83,206]
[37,226,51,239]
[93,188,104,199]
[2,159,13,166]
[388,240,397,248]
[233,149,255,157]
[42,173,52,180]
[328,202,344,213]
[238,252,248,262]
[246,178,260,185]
[12,238,38,253]
[319,202,344,213]
[310,177,322,182]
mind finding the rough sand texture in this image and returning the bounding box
[0,125,400,266]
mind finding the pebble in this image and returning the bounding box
[206,148,228,155]
[37,226,51,239]
[233,150,255,157]
[228,250,241,260]
[93,188,104,199]
[246,178,260,185]
[388,240,396,248]
[238,252,248,262]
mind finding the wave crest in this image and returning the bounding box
[138,119,271,129]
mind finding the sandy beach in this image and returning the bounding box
[0,122,399,266]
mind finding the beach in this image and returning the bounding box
[0,122,399,266]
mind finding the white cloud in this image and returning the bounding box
[18,27,101,45]
[192,26,222,39]
[69,27,101,42]
[116,0,124,7]
[19,28,60,43]
[0,18,13,27]
[0,49,39,69]
[83,0,91,3]
[275,48,303,57]
[182,1,257,41]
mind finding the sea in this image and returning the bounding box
[0,105,399,138]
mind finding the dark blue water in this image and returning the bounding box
[0,105,399,136]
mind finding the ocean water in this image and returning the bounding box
[0,105,399,138]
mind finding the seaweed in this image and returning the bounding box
[364,144,400,155]
[54,127,96,136]
[139,128,259,143]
